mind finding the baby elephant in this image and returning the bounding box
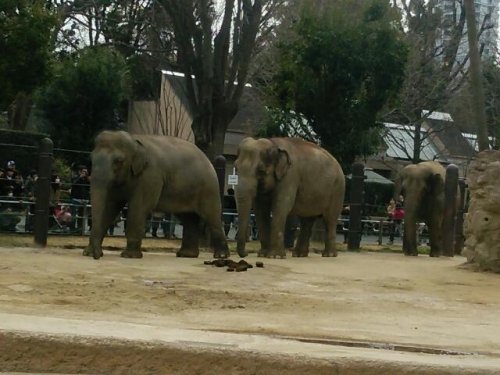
[84,130,229,260]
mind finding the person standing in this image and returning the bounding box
[388,202,405,245]
[386,198,396,218]
[223,188,237,237]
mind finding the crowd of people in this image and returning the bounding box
[0,160,91,232]
[1,159,412,245]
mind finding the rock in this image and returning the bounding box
[464,150,500,273]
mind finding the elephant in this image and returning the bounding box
[397,161,447,257]
[234,137,345,258]
[84,130,229,260]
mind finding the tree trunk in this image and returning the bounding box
[464,0,489,151]
[9,92,32,131]
[412,121,422,164]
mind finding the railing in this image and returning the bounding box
[1,198,430,245]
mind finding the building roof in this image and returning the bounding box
[161,69,266,135]
[423,116,476,159]
[382,122,443,161]
[346,168,394,185]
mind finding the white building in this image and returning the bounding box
[438,0,499,64]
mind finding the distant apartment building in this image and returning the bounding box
[438,0,499,64]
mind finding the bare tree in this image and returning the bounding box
[156,0,284,158]
[384,0,496,162]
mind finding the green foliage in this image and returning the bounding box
[0,0,57,109]
[0,129,48,174]
[267,0,408,169]
[37,46,129,151]
[256,108,319,143]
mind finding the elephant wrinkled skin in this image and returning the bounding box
[84,131,229,260]
[398,161,446,257]
[235,137,345,259]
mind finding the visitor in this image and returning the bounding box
[223,188,237,237]
[388,202,405,245]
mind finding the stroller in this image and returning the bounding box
[51,204,74,233]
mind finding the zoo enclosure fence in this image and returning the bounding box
[0,200,427,245]
[0,139,427,245]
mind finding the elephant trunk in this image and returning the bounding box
[403,209,418,256]
[235,183,256,258]
[87,181,114,259]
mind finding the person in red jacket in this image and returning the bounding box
[388,202,405,245]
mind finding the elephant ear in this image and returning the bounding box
[131,139,148,176]
[274,148,291,180]
[263,144,291,180]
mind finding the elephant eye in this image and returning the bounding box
[113,156,125,166]
[256,167,268,177]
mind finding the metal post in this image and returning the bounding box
[442,164,459,257]
[213,155,226,207]
[378,218,383,245]
[33,138,53,247]
[454,178,467,255]
[348,163,364,250]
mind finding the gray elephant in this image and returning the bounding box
[397,161,446,256]
[84,130,229,260]
[235,137,345,258]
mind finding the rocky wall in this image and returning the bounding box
[464,150,500,272]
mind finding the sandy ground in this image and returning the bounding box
[1,235,500,374]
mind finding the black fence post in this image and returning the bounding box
[33,138,53,247]
[454,177,467,255]
[348,163,364,251]
[442,164,459,257]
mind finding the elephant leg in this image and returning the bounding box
[85,200,123,259]
[426,216,442,257]
[267,195,295,259]
[323,213,340,258]
[197,204,230,259]
[293,217,314,257]
[402,215,418,256]
[255,198,271,257]
[177,213,201,258]
[122,200,150,259]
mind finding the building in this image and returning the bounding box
[127,71,478,185]
[438,0,499,64]
[363,111,478,179]
[127,69,266,182]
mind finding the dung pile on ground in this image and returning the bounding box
[204,259,264,272]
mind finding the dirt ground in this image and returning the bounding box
[1,235,500,374]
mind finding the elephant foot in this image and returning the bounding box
[120,249,143,259]
[266,249,286,259]
[257,249,268,257]
[292,250,309,257]
[83,246,103,259]
[429,252,441,258]
[82,247,92,257]
[214,249,230,259]
[321,250,338,257]
[237,249,248,258]
[177,248,200,258]
[404,252,418,257]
